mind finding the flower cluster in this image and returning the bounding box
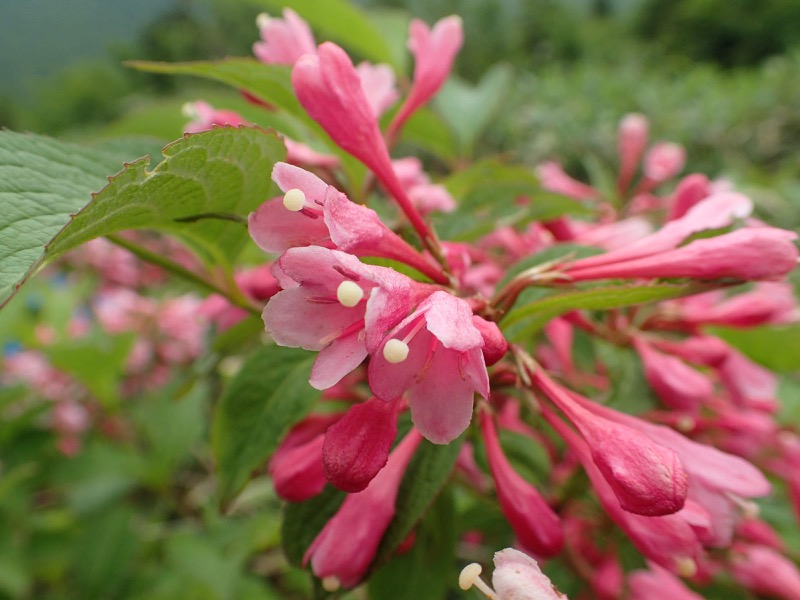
[185,8,800,598]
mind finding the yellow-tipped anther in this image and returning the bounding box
[383,339,410,364]
[321,576,340,592]
[283,188,306,212]
[336,281,364,308]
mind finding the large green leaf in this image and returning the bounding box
[212,345,319,507]
[706,324,800,372]
[128,59,303,118]
[503,282,712,340]
[0,127,285,308]
[370,435,463,571]
[261,0,396,68]
[0,131,132,306]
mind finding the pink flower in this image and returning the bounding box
[283,138,340,169]
[532,370,689,517]
[717,347,778,412]
[667,174,712,220]
[263,246,425,390]
[643,142,686,184]
[304,429,422,589]
[459,548,567,599]
[632,337,715,412]
[388,16,464,137]
[536,161,601,201]
[392,157,456,214]
[182,101,249,133]
[252,9,316,66]
[480,412,563,557]
[617,113,649,194]
[322,397,401,492]
[628,563,705,600]
[565,227,798,283]
[355,62,399,118]
[730,543,800,599]
[368,291,489,444]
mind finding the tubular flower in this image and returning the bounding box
[304,429,422,590]
[479,411,563,557]
[252,9,316,66]
[263,247,426,389]
[368,291,489,444]
[388,16,464,137]
[459,548,568,600]
[617,113,649,194]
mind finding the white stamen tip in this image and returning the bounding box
[181,102,199,119]
[321,576,340,592]
[675,556,697,578]
[283,188,306,212]
[336,280,364,307]
[256,13,272,29]
[383,339,410,363]
[459,563,483,590]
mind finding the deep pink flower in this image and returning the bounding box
[667,174,712,220]
[632,337,715,412]
[670,282,798,328]
[649,335,731,367]
[472,316,508,366]
[730,543,800,599]
[252,9,316,65]
[304,429,422,589]
[717,347,779,412]
[565,227,798,282]
[532,369,688,516]
[643,142,686,184]
[388,16,464,137]
[368,291,489,444]
[263,246,425,389]
[480,412,563,557]
[322,397,401,492]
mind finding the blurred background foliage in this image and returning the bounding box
[1,1,800,598]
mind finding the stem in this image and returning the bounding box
[105,234,260,317]
[172,212,248,225]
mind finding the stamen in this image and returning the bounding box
[675,556,697,578]
[181,102,200,120]
[383,317,428,364]
[336,281,364,307]
[256,12,272,29]
[383,339,410,364]
[283,188,307,212]
[321,576,340,592]
[319,319,365,347]
[458,563,496,598]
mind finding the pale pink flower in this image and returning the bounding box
[252,9,316,65]
[368,291,489,444]
[730,543,800,600]
[388,16,464,136]
[717,347,778,412]
[182,101,249,133]
[51,400,90,435]
[480,412,563,557]
[263,247,425,390]
[667,173,712,220]
[628,563,705,600]
[649,335,731,367]
[572,217,653,251]
[284,138,340,169]
[643,142,686,184]
[392,158,456,213]
[460,548,568,600]
[304,429,422,589]
[536,161,601,201]
[355,62,399,118]
[200,264,280,331]
[671,282,799,328]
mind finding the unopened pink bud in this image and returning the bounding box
[667,174,711,220]
[472,316,508,366]
[644,142,685,183]
[536,161,600,201]
[730,544,800,599]
[322,397,400,493]
[253,9,316,66]
[617,113,649,194]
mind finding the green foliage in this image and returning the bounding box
[212,345,319,507]
[635,0,800,67]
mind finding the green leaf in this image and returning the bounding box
[496,243,603,291]
[706,324,800,372]
[46,127,285,266]
[0,127,285,308]
[369,488,456,600]
[435,64,514,157]
[262,0,396,68]
[128,59,304,118]
[400,107,458,162]
[0,130,130,307]
[438,160,588,241]
[281,486,346,566]
[212,345,320,507]
[503,282,712,340]
[371,435,463,571]
[594,339,659,414]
